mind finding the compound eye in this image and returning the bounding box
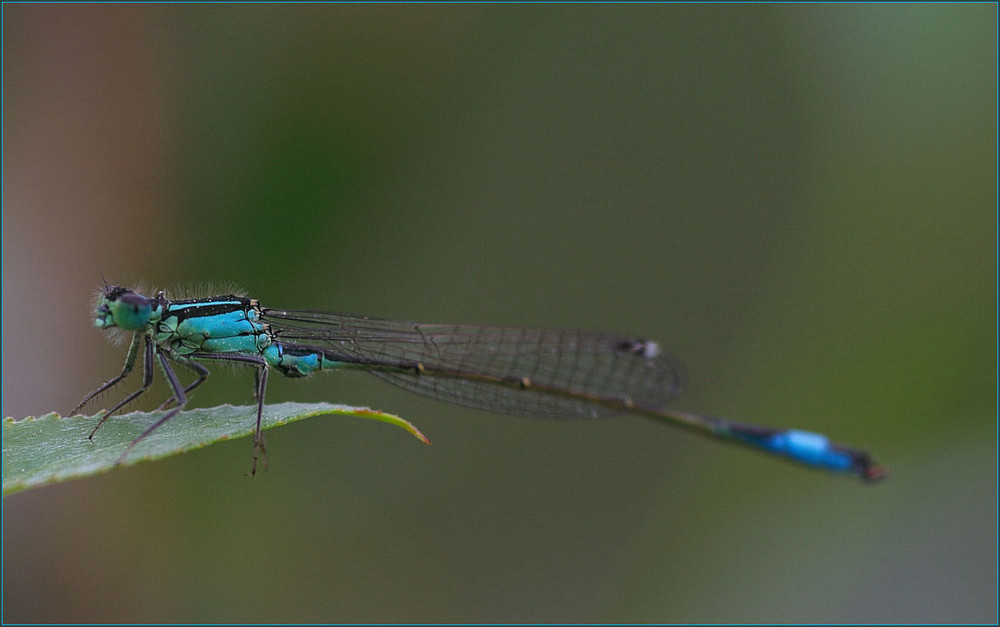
[113,292,152,330]
[119,292,148,311]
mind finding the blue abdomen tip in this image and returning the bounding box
[770,430,854,472]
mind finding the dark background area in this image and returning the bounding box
[3,4,995,623]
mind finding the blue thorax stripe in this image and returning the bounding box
[167,296,253,322]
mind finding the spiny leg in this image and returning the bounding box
[88,336,155,440]
[156,360,211,410]
[72,332,142,416]
[114,348,189,465]
[251,366,269,476]
[187,352,270,476]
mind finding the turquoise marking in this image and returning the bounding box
[174,309,264,340]
[152,298,269,356]
[202,336,266,354]
[172,299,242,310]
[262,344,325,377]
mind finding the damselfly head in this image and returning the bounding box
[94,285,153,331]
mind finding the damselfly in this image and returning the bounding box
[73,284,886,481]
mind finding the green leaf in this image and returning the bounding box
[2,403,430,496]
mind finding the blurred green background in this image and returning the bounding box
[2,4,995,623]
